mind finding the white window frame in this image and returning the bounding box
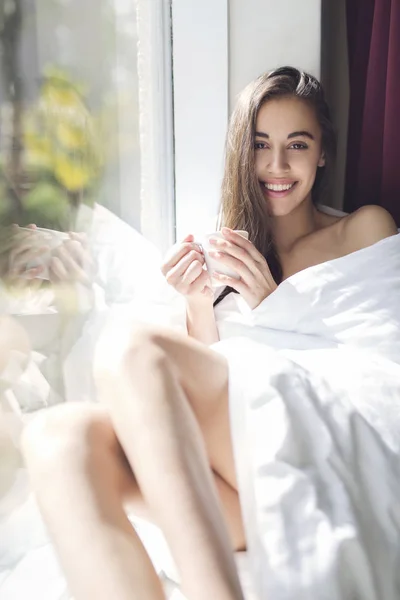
[137,0,229,250]
[136,0,176,254]
[171,0,229,241]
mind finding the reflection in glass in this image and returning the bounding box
[0,0,141,233]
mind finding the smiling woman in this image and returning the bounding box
[254,97,326,215]
[203,65,397,309]
[219,67,337,282]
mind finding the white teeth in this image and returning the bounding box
[264,182,295,191]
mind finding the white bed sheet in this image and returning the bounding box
[213,234,400,599]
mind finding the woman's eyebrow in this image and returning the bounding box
[287,130,315,140]
[255,131,269,138]
[255,130,315,140]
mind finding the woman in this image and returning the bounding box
[21,67,397,600]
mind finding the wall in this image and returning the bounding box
[229,0,322,108]
[172,0,229,240]
[229,0,349,211]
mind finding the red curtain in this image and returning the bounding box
[344,0,400,225]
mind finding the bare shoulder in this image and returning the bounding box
[340,205,398,252]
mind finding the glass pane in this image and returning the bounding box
[0,0,141,232]
[0,4,174,593]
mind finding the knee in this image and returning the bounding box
[21,404,111,483]
[94,321,171,384]
[123,326,170,366]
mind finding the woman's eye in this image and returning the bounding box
[254,142,267,150]
[289,142,308,150]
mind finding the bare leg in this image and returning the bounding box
[94,326,244,600]
[23,324,245,600]
[22,404,167,600]
[22,404,245,600]
[124,468,245,553]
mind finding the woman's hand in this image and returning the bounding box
[208,227,277,309]
[49,232,95,313]
[49,232,93,287]
[161,234,213,300]
[1,224,94,313]
[1,225,48,291]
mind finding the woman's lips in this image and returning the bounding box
[261,181,298,198]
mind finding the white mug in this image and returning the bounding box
[198,230,249,287]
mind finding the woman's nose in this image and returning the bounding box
[266,149,289,174]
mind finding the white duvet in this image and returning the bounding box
[213,233,400,599]
[2,225,400,600]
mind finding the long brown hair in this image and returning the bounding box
[215,66,336,303]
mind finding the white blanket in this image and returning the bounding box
[213,234,400,600]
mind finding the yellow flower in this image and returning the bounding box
[54,156,93,191]
[19,67,103,194]
[23,131,54,169]
[41,84,84,111]
[56,121,87,150]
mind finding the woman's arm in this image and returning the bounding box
[161,234,219,344]
[186,295,220,345]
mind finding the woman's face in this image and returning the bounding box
[254,96,325,217]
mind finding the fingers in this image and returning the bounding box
[11,224,37,235]
[181,234,194,243]
[50,256,89,286]
[8,246,49,281]
[161,243,192,275]
[184,267,211,295]
[164,250,204,285]
[181,258,205,286]
[48,233,93,285]
[1,227,95,294]
[208,250,254,286]
[0,225,47,286]
[208,239,258,278]
[9,242,48,267]
[64,238,91,270]
[68,231,89,249]
[161,235,214,299]
[49,256,69,282]
[4,226,37,251]
[212,271,248,295]
[49,242,92,286]
[165,252,211,296]
[219,228,266,266]
[161,236,200,275]
[210,229,275,283]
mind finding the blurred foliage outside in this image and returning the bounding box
[0,65,105,231]
[0,0,141,234]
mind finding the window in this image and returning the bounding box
[0,0,175,252]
